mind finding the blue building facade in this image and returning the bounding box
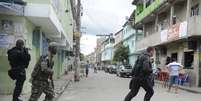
[101,38,114,64]
[122,22,143,66]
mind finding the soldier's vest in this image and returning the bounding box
[34,55,54,81]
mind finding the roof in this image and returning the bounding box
[101,37,115,45]
[114,29,123,36]
[122,10,135,27]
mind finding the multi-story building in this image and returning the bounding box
[95,37,105,66]
[114,29,123,48]
[101,37,115,66]
[132,0,201,87]
[122,19,143,66]
[0,0,77,94]
[113,29,123,65]
[86,52,96,65]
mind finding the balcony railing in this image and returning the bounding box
[135,0,166,24]
[136,21,188,50]
[188,15,201,37]
[136,31,161,50]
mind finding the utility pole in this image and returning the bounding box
[74,0,82,82]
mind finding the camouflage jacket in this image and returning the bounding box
[31,55,54,81]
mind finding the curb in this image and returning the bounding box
[155,80,201,94]
[179,86,201,94]
[54,79,73,101]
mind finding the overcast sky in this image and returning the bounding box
[80,0,135,55]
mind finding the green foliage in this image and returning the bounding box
[80,53,85,61]
[113,43,129,64]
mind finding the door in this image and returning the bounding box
[199,60,201,87]
[32,29,41,58]
[171,53,178,61]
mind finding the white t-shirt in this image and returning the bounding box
[167,62,182,76]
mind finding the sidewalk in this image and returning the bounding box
[155,80,201,94]
[0,72,74,101]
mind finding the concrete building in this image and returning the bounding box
[95,37,105,66]
[114,29,123,48]
[122,20,143,66]
[132,0,201,87]
[113,29,123,65]
[86,52,96,65]
[0,0,76,94]
[101,37,115,66]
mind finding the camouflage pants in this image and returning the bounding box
[28,80,54,101]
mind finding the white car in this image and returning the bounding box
[116,65,132,77]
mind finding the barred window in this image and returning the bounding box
[191,4,199,16]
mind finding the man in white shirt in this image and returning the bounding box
[167,58,183,93]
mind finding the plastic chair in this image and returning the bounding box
[179,73,189,86]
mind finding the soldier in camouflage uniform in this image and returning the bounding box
[28,43,57,101]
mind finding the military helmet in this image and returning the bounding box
[48,42,57,55]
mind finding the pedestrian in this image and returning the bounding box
[165,56,171,65]
[150,58,156,86]
[167,58,183,93]
[124,47,155,101]
[94,64,98,73]
[28,42,57,101]
[85,61,90,77]
[7,39,31,101]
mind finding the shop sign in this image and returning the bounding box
[167,23,180,41]
[0,34,14,48]
[74,32,81,38]
[160,21,188,43]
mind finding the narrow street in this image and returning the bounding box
[58,70,200,101]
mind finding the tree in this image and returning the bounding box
[113,43,129,64]
[80,53,85,61]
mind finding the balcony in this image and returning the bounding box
[136,21,188,51]
[188,15,201,37]
[136,32,161,51]
[105,43,113,49]
[135,0,166,24]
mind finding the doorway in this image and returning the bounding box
[171,53,178,61]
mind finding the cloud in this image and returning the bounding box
[80,34,97,55]
[81,0,135,55]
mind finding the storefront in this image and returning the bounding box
[155,39,201,87]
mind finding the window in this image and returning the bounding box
[155,49,160,64]
[52,0,60,13]
[32,29,40,48]
[146,0,151,7]
[184,51,194,69]
[132,40,134,47]
[171,53,178,61]
[160,47,167,56]
[172,16,177,25]
[191,4,199,16]
[145,0,155,8]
